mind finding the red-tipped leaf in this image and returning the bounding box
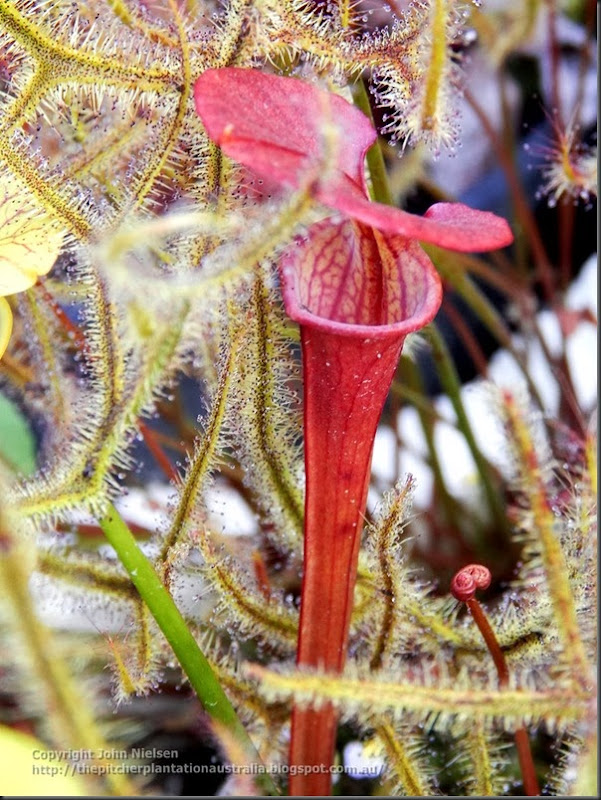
[318,183,515,251]
[194,67,376,193]
[194,68,514,253]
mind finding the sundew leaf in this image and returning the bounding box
[0,393,36,476]
[0,169,64,296]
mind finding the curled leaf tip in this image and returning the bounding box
[451,564,492,602]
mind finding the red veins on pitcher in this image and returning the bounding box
[194,67,513,796]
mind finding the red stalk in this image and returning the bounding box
[451,565,541,796]
[289,328,404,794]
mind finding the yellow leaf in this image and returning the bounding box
[0,170,64,296]
[0,724,88,796]
[0,296,13,359]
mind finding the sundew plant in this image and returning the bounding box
[0,0,596,797]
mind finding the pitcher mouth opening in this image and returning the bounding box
[279,221,443,340]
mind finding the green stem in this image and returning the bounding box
[390,379,447,423]
[0,536,135,796]
[428,247,547,411]
[98,503,279,796]
[426,325,509,538]
[401,357,463,532]
[352,79,394,206]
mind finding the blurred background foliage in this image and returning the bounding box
[0,0,596,795]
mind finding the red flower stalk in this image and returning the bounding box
[451,566,541,796]
[194,68,513,796]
